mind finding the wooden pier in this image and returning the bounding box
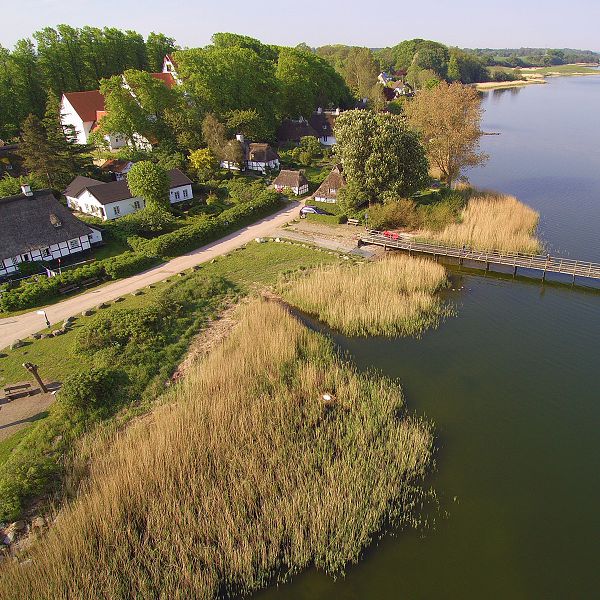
[358,231,600,284]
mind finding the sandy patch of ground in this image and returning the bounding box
[475,79,546,90]
[0,382,59,441]
[171,303,243,383]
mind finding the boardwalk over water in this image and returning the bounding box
[358,231,600,285]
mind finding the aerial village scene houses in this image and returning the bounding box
[65,169,193,220]
[0,49,359,286]
[220,134,281,173]
[313,165,346,203]
[272,170,309,196]
[0,185,102,277]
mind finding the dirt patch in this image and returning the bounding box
[170,302,243,383]
[276,221,384,258]
[0,382,60,442]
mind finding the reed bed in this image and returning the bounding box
[279,255,448,337]
[0,300,433,600]
[424,192,541,254]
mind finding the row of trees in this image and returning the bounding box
[0,26,176,139]
[463,47,600,68]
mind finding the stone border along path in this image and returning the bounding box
[0,202,301,351]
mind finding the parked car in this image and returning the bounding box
[299,205,331,218]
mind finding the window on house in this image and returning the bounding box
[133,200,141,210]
[183,189,189,198]
[69,239,81,250]
[22,254,31,262]
[174,191,181,200]
[41,248,51,258]
[113,206,121,216]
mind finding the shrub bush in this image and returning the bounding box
[133,190,282,258]
[0,252,158,312]
[59,367,126,416]
[102,251,159,279]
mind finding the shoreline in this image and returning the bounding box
[475,63,600,91]
[475,79,546,91]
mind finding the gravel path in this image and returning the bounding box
[0,202,300,351]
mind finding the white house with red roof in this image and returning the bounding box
[60,90,127,150]
[60,62,178,151]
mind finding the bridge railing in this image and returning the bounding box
[360,230,600,277]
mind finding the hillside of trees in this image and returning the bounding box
[460,47,600,68]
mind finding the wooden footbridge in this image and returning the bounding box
[358,231,600,284]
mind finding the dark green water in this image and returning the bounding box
[258,77,600,598]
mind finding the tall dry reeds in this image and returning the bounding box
[423,192,541,254]
[0,300,432,600]
[279,255,448,337]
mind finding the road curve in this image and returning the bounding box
[0,202,300,350]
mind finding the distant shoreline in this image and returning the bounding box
[475,63,600,90]
[475,79,546,91]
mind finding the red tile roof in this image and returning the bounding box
[150,72,176,88]
[63,90,105,123]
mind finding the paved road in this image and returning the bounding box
[0,202,300,350]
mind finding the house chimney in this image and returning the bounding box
[21,184,33,197]
[235,133,245,143]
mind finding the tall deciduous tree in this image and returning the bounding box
[146,33,177,72]
[175,46,280,139]
[343,47,379,99]
[276,48,350,117]
[404,82,488,186]
[126,161,170,211]
[334,110,429,200]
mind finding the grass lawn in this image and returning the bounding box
[0,426,34,467]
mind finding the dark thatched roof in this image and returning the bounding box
[246,143,279,163]
[276,119,319,144]
[0,189,93,258]
[65,169,193,205]
[308,112,337,138]
[313,165,345,200]
[272,170,308,188]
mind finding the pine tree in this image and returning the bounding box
[18,114,58,187]
[42,92,93,187]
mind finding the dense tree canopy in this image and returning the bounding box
[334,110,429,201]
[175,46,280,139]
[276,48,350,117]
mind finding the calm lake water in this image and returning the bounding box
[258,76,600,599]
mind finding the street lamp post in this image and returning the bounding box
[36,310,50,328]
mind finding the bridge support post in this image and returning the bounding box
[513,265,517,277]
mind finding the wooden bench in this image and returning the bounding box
[4,383,31,393]
[59,283,80,295]
[347,218,361,226]
[2,383,38,402]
